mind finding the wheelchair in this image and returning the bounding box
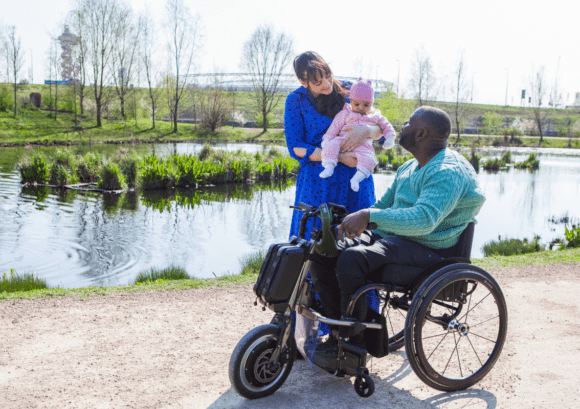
[229,203,508,399]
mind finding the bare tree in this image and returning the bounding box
[67,9,89,116]
[78,0,125,127]
[5,26,24,116]
[197,73,232,134]
[110,6,140,122]
[408,46,436,106]
[163,0,203,133]
[451,50,470,143]
[141,10,162,129]
[530,65,549,142]
[240,25,293,133]
[48,34,61,120]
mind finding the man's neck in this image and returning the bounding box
[416,148,445,168]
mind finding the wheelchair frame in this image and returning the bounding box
[229,203,508,399]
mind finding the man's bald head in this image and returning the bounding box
[413,106,452,142]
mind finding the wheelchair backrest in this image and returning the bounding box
[453,222,475,259]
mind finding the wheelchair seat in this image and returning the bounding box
[369,222,475,288]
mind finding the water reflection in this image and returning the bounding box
[1,143,579,288]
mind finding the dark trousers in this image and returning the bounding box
[309,232,445,322]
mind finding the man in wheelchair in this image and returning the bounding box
[310,105,486,351]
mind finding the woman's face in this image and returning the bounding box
[299,73,333,97]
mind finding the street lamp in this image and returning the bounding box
[396,59,400,96]
[504,68,509,107]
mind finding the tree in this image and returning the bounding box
[78,0,126,127]
[67,9,89,116]
[110,6,140,122]
[48,34,61,120]
[240,25,293,133]
[163,0,203,133]
[141,10,162,129]
[451,50,470,143]
[530,65,549,142]
[408,46,436,106]
[5,26,24,116]
[197,73,232,134]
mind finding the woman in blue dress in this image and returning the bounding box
[285,51,382,238]
[285,52,383,356]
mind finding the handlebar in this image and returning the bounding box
[291,202,378,257]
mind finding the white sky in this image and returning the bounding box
[1,0,579,106]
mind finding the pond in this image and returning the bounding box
[1,142,579,289]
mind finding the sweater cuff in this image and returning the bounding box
[368,208,383,223]
[298,145,317,165]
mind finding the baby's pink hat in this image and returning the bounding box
[350,78,374,102]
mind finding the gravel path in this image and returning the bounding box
[1,263,579,409]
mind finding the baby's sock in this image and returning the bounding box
[350,168,371,192]
[319,164,336,178]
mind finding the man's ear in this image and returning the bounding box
[416,126,429,142]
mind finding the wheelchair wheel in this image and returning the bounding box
[384,293,409,352]
[404,266,508,391]
[229,324,296,399]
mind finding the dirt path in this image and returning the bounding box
[1,263,580,409]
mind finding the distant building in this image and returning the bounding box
[575,92,580,107]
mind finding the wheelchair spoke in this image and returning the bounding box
[470,315,500,329]
[442,334,462,376]
[426,331,449,360]
[387,308,395,335]
[466,334,483,366]
[469,331,497,344]
[422,331,449,341]
[454,333,463,378]
[458,291,492,322]
[463,287,473,323]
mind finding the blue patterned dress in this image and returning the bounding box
[284,86,377,239]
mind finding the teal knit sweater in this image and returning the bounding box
[369,148,485,249]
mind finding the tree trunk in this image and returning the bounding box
[54,84,58,121]
[13,84,17,116]
[96,101,102,127]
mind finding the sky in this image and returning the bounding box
[1,0,579,107]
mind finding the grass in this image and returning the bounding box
[2,247,580,301]
[482,235,543,257]
[0,269,48,293]
[134,265,191,284]
[239,250,266,275]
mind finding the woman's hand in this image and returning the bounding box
[338,151,357,168]
[340,124,381,152]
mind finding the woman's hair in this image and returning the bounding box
[293,51,348,119]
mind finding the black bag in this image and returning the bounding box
[364,307,389,358]
[254,236,307,311]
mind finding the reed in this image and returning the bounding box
[134,265,191,284]
[0,269,48,293]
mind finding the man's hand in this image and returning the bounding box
[337,209,370,242]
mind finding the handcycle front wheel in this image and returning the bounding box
[229,324,296,399]
[404,267,508,391]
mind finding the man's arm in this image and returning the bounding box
[369,169,465,236]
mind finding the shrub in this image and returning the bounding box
[98,162,127,190]
[482,235,543,257]
[564,225,580,248]
[514,153,540,169]
[20,154,50,184]
[76,152,103,183]
[500,150,512,164]
[482,158,506,171]
[198,144,215,161]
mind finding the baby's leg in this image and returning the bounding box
[319,138,342,178]
[350,151,378,191]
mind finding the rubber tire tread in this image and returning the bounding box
[229,324,296,399]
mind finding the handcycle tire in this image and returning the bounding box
[229,324,296,399]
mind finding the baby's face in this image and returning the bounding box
[351,99,372,115]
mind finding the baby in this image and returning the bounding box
[319,78,396,191]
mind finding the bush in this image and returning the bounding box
[98,162,127,190]
[0,85,13,112]
[482,235,543,257]
[564,225,580,248]
[514,153,540,169]
[20,154,51,184]
[76,152,103,183]
[500,150,512,164]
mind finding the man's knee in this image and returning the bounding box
[336,248,367,283]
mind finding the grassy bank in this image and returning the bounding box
[2,247,579,301]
